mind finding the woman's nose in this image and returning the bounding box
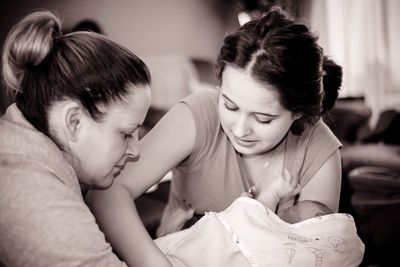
[232,115,251,137]
[126,137,140,159]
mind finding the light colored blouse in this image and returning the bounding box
[0,104,126,267]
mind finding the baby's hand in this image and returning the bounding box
[256,169,301,211]
[269,169,301,200]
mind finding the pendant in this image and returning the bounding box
[248,185,257,198]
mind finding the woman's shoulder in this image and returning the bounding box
[0,105,81,195]
[314,119,336,133]
[179,88,220,130]
[311,120,342,146]
[176,88,224,169]
[181,87,219,107]
[283,120,342,180]
[294,119,341,146]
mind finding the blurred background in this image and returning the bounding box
[1,0,399,117]
[1,1,399,266]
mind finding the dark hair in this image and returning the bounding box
[72,19,103,34]
[2,10,151,138]
[216,6,342,135]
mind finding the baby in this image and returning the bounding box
[155,169,363,267]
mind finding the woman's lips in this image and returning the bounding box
[115,165,124,170]
[233,136,257,147]
[113,165,124,177]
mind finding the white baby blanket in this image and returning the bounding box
[155,197,365,267]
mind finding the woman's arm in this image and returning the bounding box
[298,149,341,211]
[86,185,172,267]
[118,103,197,198]
[278,149,342,222]
[86,103,196,265]
[86,186,171,266]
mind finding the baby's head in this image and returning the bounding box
[296,200,333,220]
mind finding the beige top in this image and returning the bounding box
[0,104,126,267]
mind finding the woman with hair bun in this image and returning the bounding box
[0,10,171,266]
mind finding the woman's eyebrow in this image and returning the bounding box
[221,93,236,104]
[123,124,142,133]
[253,112,279,118]
[222,93,278,117]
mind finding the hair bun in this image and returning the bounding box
[2,10,61,91]
[255,6,292,39]
[321,56,342,114]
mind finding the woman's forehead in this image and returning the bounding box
[103,86,150,124]
[221,66,283,112]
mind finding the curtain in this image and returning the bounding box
[310,0,400,126]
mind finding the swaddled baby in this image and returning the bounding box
[155,170,364,267]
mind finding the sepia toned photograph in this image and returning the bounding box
[0,1,399,266]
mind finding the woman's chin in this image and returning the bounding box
[232,144,257,156]
[91,174,116,190]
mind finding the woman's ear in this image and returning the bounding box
[62,101,83,142]
[293,112,303,121]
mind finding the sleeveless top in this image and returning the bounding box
[157,88,342,236]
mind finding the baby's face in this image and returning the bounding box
[297,200,333,220]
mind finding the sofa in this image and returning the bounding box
[326,105,400,267]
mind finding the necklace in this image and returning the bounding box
[247,158,270,198]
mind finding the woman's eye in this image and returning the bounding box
[258,120,272,124]
[255,116,272,124]
[224,102,238,111]
[122,132,133,140]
